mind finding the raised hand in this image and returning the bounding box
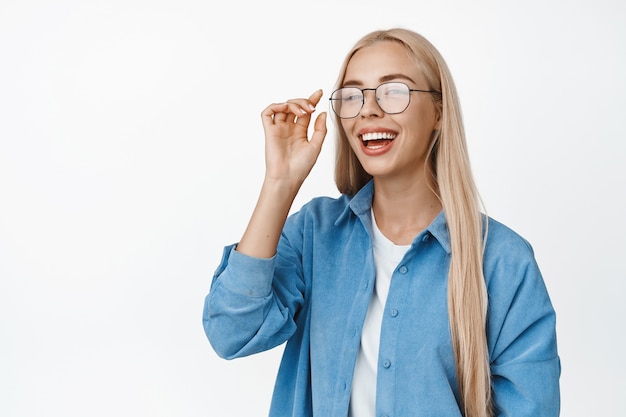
[260,90,327,187]
[235,90,327,258]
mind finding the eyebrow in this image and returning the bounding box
[342,73,417,87]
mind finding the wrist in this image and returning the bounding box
[261,176,303,200]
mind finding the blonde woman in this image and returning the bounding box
[203,28,560,417]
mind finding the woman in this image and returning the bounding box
[203,28,560,417]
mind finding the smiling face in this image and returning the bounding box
[340,41,440,184]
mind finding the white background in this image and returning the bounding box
[1,0,624,415]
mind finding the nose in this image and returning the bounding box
[360,89,383,118]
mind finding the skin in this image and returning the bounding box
[236,40,442,259]
[236,91,327,258]
[340,41,442,244]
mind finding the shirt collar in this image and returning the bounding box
[424,210,451,254]
[335,180,451,254]
[349,180,375,216]
[333,180,374,226]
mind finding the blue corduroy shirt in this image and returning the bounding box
[203,181,560,416]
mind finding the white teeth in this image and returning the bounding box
[361,132,396,141]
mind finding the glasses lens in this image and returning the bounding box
[331,87,363,118]
[376,82,411,114]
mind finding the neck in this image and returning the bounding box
[372,176,441,245]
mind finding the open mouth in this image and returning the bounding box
[360,132,397,149]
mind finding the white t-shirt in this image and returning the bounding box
[349,210,411,417]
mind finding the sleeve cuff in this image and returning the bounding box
[213,244,276,298]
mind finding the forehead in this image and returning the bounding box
[344,41,421,84]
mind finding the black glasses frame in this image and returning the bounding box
[329,82,437,119]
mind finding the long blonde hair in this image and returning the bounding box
[333,28,492,417]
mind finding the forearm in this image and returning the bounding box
[236,178,302,258]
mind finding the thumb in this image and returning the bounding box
[310,112,327,149]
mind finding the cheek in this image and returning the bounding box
[409,108,439,133]
[337,121,360,152]
[340,119,353,135]
[340,120,360,144]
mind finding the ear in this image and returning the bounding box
[433,108,442,131]
[432,99,443,130]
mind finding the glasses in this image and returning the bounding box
[329,82,436,119]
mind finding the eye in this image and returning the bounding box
[383,83,409,96]
[380,83,409,96]
[341,89,362,102]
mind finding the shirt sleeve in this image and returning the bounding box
[202,238,306,359]
[486,238,561,417]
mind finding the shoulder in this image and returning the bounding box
[484,216,535,257]
[288,181,374,226]
[482,216,543,288]
[481,217,555,333]
[279,193,358,254]
[301,193,351,212]
[286,194,354,227]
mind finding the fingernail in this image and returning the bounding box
[308,104,315,111]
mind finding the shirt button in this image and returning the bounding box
[383,360,391,368]
[398,265,408,274]
[422,234,430,242]
[390,309,398,317]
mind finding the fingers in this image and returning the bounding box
[307,89,324,107]
[288,90,323,123]
[261,90,323,126]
